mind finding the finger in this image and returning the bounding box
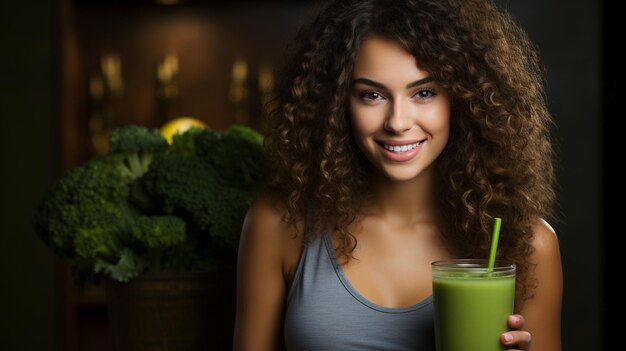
[501,330,531,350]
[507,314,526,329]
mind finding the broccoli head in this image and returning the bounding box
[167,126,206,156]
[131,215,186,249]
[226,124,264,145]
[133,127,266,266]
[34,124,266,284]
[195,128,266,190]
[109,125,169,180]
[34,155,128,256]
[33,126,172,283]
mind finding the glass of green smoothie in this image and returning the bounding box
[432,259,516,351]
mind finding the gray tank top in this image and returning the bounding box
[284,231,435,350]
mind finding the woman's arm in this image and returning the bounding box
[502,219,563,351]
[233,196,300,351]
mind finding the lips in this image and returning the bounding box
[376,139,426,161]
[382,141,422,153]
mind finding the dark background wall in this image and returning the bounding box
[0,0,59,350]
[495,0,605,350]
[1,0,605,350]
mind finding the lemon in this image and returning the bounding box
[160,117,208,143]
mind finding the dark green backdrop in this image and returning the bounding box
[0,0,605,350]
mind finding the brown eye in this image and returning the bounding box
[360,91,384,101]
[414,89,436,99]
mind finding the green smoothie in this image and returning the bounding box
[432,259,515,351]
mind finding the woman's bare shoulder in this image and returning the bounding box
[235,195,304,350]
[517,220,562,350]
[244,194,303,240]
[530,218,560,260]
[528,218,562,297]
[241,194,305,278]
[245,195,287,229]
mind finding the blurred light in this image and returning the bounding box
[101,54,123,95]
[157,54,178,84]
[229,58,248,102]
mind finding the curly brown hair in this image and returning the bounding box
[264,0,556,306]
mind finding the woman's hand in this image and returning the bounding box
[501,314,532,350]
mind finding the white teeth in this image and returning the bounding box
[383,141,422,153]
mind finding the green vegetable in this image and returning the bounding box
[108,125,169,179]
[136,126,266,267]
[226,124,265,145]
[34,125,265,284]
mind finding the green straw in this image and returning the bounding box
[487,217,502,272]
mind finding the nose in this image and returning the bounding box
[384,99,413,134]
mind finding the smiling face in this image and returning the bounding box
[348,36,451,182]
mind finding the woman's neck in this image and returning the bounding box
[366,167,438,226]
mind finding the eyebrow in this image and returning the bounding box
[351,76,434,90]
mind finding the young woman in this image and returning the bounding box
[234,0,562,350]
